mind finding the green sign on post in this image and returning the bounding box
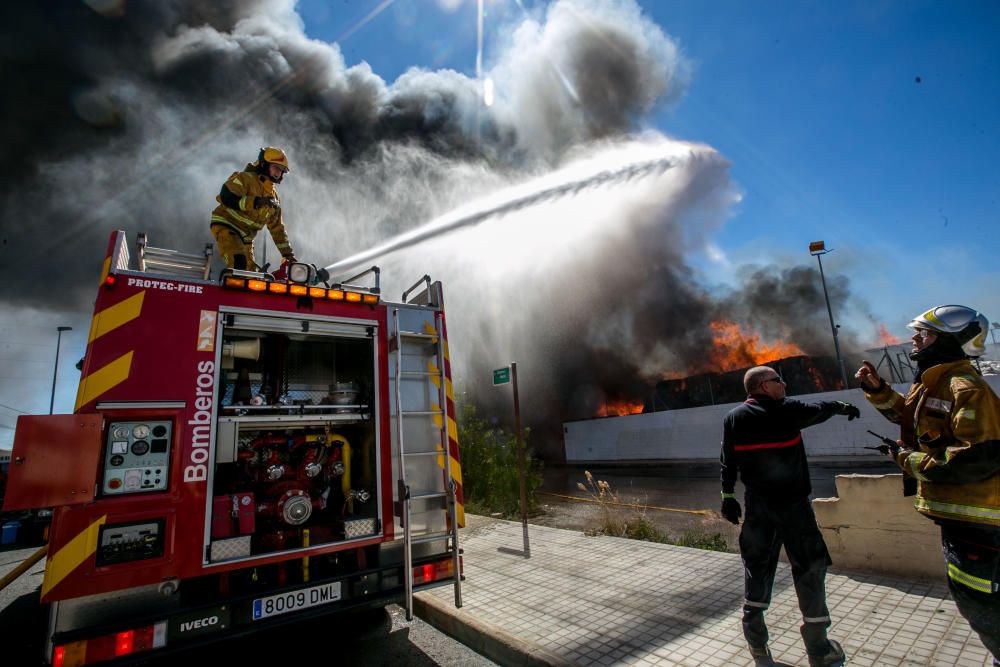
[492,367,510,386]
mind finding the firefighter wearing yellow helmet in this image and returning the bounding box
[210,147,296,271]
[856,305,1000,662]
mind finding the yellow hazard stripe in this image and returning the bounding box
[948,563,994,593]
[98,256,111,286]
[428,363,454,402]
[431,406,464,528]
[419,320,451,362]
[75,351,134,410]
[422,319,463,525]
[42,515,107,598]
[88,291,144,343]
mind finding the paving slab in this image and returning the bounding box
[417,516,993,667]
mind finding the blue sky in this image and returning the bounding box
[298,0,1000,336]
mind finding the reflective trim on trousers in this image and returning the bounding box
[803,615,831,623]
[948,563,996,594]
[744,599,769,609]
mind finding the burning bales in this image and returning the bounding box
[650,354,848,410]
[647,320,845,411]
[587,320,854,418]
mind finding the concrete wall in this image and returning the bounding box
[813,474,943,580]
[564,376,1000,463]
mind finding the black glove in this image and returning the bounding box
[837,401,861,420]
[721,497,742,525]
[254,196,278,209]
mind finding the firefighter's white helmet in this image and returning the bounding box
[907,305,989,357]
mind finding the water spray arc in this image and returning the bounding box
[324,154,682,277]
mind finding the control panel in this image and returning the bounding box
[102,421,172,495]
[96,519,166,566]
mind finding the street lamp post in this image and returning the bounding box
[49,326,72,414]
[808,242,849,389]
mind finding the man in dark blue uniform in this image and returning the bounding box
[720,365,860,667]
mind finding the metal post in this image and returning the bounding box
[49,326,72,414]
[811,248,849,389]
[511,362,530,557]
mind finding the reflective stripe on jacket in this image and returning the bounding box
[864,360,1000,527]
[210,165,293,257]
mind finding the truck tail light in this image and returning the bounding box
[413,558,455,585]
[53,621,166,667]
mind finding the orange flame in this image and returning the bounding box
[705,320,805,373]
[876,324,901,346]
[597,398,644,417]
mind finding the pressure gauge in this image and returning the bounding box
[112,426,130,440]
[132,424,151,439]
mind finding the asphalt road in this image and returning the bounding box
[0,544,496,666]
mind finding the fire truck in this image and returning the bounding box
[3,230,464,665]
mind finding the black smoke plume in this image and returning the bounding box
[0,1,862,459]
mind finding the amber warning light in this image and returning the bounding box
[221,268,379,305]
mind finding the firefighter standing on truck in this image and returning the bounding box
[856,305,1000,665]
[720,365,860,667]
[211,146,296,271]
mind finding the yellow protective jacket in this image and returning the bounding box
[210,164,294,258]
[864,360,1000,527]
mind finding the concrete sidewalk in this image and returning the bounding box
[416,516,992,667]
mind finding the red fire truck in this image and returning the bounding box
[3,230,464,665]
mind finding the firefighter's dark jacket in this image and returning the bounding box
[210,163,294,258]
[864,359,1000,527]
[721,395,844,502]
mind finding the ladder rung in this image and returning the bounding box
[141,262,208,276]
[400,371,439,377]
[411,531,453,545]
[142,245,209,260]
[397,331,438,340]
[404,450,445,457]
[143,254,207,268]
[401,410,443,417]
[410,491,447,501]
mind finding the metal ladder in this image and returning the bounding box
[136,233,213,280]
[392,302,463,621]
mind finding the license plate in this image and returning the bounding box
[252,582,342,620]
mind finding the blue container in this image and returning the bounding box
[1,520,21,545]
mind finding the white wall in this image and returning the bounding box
[564,376,1000,462]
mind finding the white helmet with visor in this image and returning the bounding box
[907,305,989,357]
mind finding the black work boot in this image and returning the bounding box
[749,645,774,667]
[808,639,846,667]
